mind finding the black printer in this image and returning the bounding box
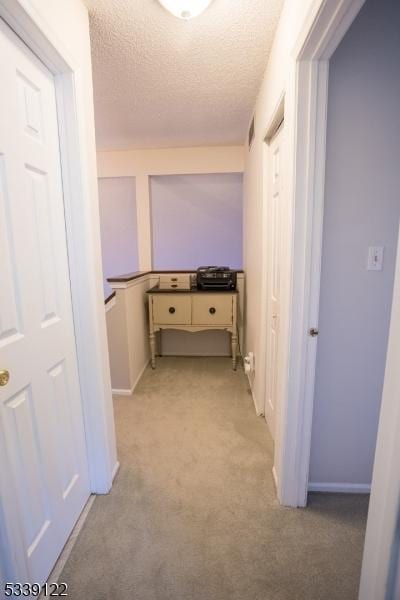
[196,266,237,290]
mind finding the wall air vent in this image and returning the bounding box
[248,116,255,149]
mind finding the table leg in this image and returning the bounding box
[231,331,238,371]
[150,333,156,369]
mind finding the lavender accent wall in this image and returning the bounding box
[98,177,139,296]
[150,173,243,270]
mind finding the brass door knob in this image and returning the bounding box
[0,370,10,386]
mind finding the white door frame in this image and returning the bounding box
[0,0,118,506]
[276,0,367,507]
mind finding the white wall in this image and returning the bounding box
[309,0,400,486]
[106,274,157,393]
[97,146,244,178]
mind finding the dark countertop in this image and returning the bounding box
[147,285,238,294]
[104,291,116,304]
[107,270,150,283]
[108,269,244,284]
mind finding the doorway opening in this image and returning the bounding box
[275,0,393,509]
[308,0,400,496]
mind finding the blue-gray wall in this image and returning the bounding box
[98,177,139,297]
[310,0,400,485]
[150,173,243,270]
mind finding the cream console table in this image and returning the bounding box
[147,286,238,369]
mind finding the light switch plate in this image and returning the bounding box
[367,246,384,271]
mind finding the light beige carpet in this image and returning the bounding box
[60,357,368,599]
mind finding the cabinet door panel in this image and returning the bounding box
[152,295,191,325]
[192,294,233,325]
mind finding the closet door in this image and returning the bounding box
[0,19,90,584]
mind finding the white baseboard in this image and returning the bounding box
[111,461,120,482]
[131,359,150,391]
[272,466,278,490]
[111,387,134,396]
[41,495,95,593]
[246,374,264,416]
[105,296,116,313]
[160,352,232,357]
[112,359,150,397]
[308,482,371,494]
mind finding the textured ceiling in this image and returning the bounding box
[83,0,284,150]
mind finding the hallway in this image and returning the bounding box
[58,358,368,599]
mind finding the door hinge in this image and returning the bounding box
[309,327,319,337]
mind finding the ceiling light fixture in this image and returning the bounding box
[157,0,213,20]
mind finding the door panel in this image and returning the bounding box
[0,156,23,346]
[0,19,90,584]
[47,361,80,499]
[3,387,51,551]
[17,70,44,142]
[26,165,60,326]
[265,124,284,438]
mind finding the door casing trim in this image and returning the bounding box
[274,0,366,506]
[270,1,400,591]
[260,101,285,434]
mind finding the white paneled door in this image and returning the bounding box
[265,123,284,439]
[0,20,90,583]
